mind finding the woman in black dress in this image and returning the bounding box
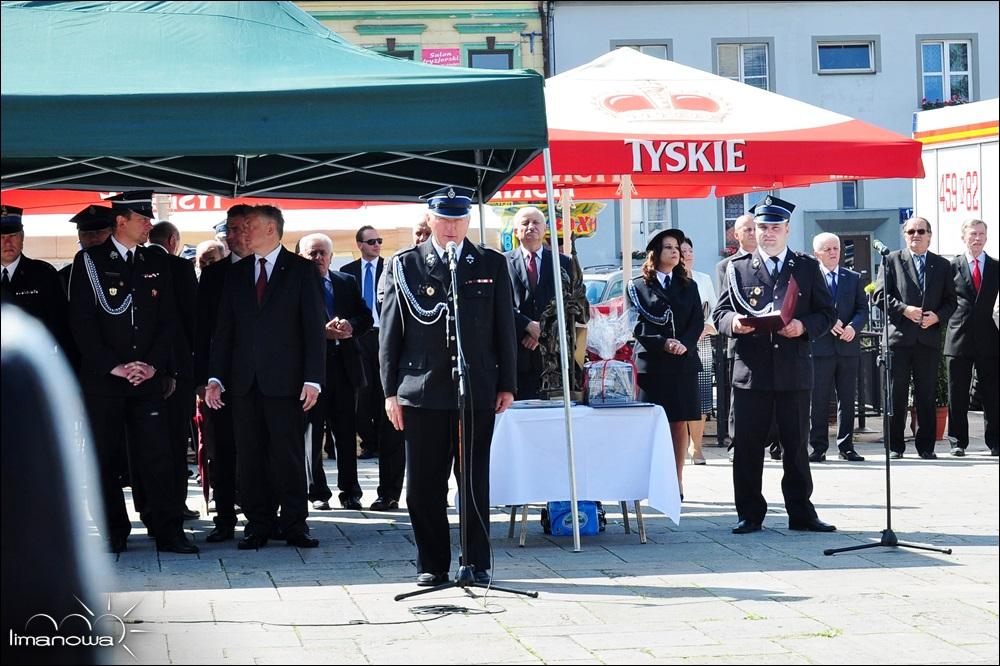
[628,229,704,497]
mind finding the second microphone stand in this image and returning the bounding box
[395,243,538,601]
[824,247,951,557]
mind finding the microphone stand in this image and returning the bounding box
[825,247,951,557]
[395,242,538,601]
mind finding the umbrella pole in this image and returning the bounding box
[620,175,634,297]
[477,186,486,245]
[543,148,582,552]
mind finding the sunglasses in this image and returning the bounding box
[362,238,384,246]
[904,229,928,236]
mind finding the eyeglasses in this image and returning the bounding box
[904,229,928,236]
[362,238,384,246]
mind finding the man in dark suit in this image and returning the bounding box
[945,219,998,456]
[147,221,200,519]
[343,225,406,511]
[713,196,837,534]
[1,205,74,357]
[205,204,326,550]
[68,191,196,554]
[299,233,373,511]
[874,216,957,459]
[504,206,573,400]
[381,186,517,586]
[194,205,252,542]
[808,232,869,462]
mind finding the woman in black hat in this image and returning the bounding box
[628,228,704,498]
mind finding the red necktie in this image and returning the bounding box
[972,257,982,293]
[256,257,268,305]
[526,252,538,290]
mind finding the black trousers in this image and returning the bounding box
[810,355,859,454]
[85,392,181,541]
[231,388,308,539]
[306,352,361,503]
[165,377,195,510]
[203,401,238,527]
[732,388,816,524]
[889,345,939,455]
[375,405,406,501]
[724,356,781,455]
[402,406,494,575]
[948,354,999,450]
[355,330,382,453]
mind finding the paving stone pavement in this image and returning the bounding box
[99,417,996,664]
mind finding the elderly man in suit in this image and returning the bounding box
[808,233,869,462]
[873,216,957,459]
[205,205,326,550]
[504,206,573,400]
[298,233,373,510]
[713,196,837,534]
[945,219,998,456]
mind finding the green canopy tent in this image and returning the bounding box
[0,1,547,201]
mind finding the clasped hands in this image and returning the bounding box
[325,317,354,340]
[111,361,156,386]
[904,305,939,329]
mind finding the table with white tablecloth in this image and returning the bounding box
[490,404,681,535]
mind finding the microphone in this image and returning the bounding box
[445,241,459,271]
[872,239,891,257]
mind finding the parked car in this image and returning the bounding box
[583,264,641,305]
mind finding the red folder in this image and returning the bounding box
[742,275,799,333]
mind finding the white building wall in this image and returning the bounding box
[551,1,999,277]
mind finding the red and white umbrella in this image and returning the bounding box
[496,48,924,201]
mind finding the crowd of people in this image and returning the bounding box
[0,190,996,579]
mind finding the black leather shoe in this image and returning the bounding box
[949,446,965,457]
[311,500,331,510]
[182,507,200,520]
[206,526,234,542]
[808,451,826,463]
[889,451,904,459]
[787,517,837,532]
[839,450,865,462]
[286,534,319,548]
[340,497,363,510]
[732,519,763,534]
[416,572,448,586]
[918,451,938,460]
[473,570,491,585]
[237,535,268,550]
[369,497,399,511]
[990,447,999,456]
[157,535,199,554]
[770,449,782,461]
[358,449,377,460]
[108,536,128,554]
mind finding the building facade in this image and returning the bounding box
[550,1,999,279]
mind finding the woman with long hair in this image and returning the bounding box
[628,229,703,499]
[681,236,718,465]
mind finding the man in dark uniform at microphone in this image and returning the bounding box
[380,186,517,587]
[713,196,837,535]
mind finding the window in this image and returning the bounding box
[815,40,876,74]
[610,40,672,60]
[839,181,860,210]
[644,199,669,234]
[468,49,513,70]
[383,49,415,60]
[716,42,770,90]
[921,39,971,106]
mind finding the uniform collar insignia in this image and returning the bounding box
[110,250,119,260]
[425,251,437,267]
[787,256,796,267]
[752,257,760,268]
[465,253,475,265]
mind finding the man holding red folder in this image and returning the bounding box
[713,196,837,534]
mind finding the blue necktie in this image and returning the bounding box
[769,256,780,277]
[915,255,925,290]
[323,278,335,318]
[827,271,838,299]
[363,262,375,312]
[663,273,671,290]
